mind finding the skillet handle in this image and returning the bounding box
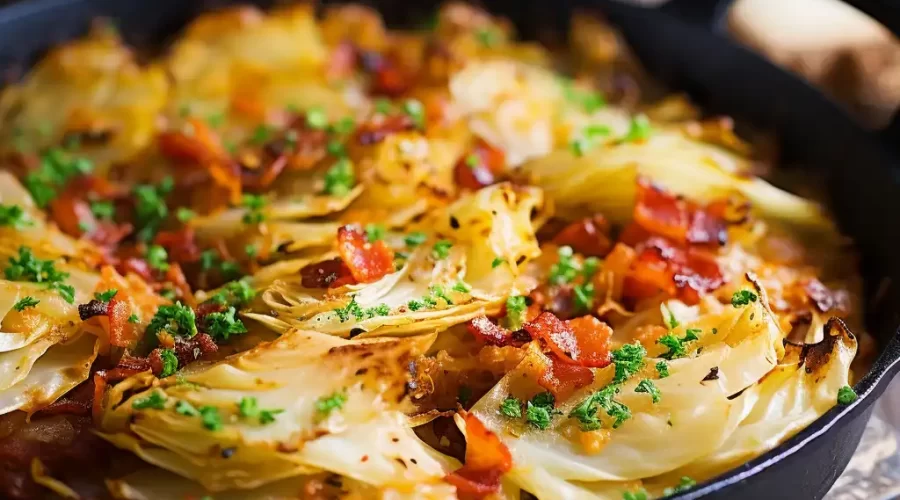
[837,0,900,145]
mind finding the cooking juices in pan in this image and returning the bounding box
[0,3,869,499]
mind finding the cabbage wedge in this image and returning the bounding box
[465,288,785,497]
[247,183,546,338]
[98,328,453,493]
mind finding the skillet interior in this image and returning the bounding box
[1,0,899,498]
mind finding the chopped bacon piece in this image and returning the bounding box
[804,279,850,315]
[106,298,134,348]
[624,237,724,305]
[327,41,359,80]
[551,214,612,257]
[300,257,356,288]
[336,225,395,284]
[356,114,416,145]
[154,227,202,264]
[157,118,229,165]
[454,140,506,190]
[466,316,530,347]
[445,413,512,499]
[116,257,154,281]
[633,177,727,246]
[364,52,412,97]
[163,263,195,306]
[48,191,95,237]
[524,312,612,368]
[77,300,108,321]
[537,354,595,402]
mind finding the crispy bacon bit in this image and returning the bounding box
[528,285,578,320]
[552,215,612,257]
[633,177,727,246]
[364,52,412,97]
[106,298,133,347]
[804,279,850,315]
[537,354,595,402]
[300,257,356,288]
[444,413,512,499]
[524,312,612,368]
[336,225,395,284]
[116,257,154,281]
[146,333,218,377]
[34,382,94,417]
[154,227,201,264]
[454,140,506,190]
[466,316,530,347]
[77,300,108,321]
[356,114,416,145]
[48,190,95,237]
[157,118,228,165]
[625,237,724,305]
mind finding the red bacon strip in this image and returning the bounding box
[633,177,727,246]
[445,413,512,499]
[336,225,395,284]
[454,140,506,191]
[551,214,613,257]
[300,257,356,288]
[524,312,612,368]
[624,236,724,305]
[537,354,595,403]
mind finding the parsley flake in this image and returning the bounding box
[306,108,329,129]
[323,158,356,196]
[204,307,248,341]
[365,223,385,242]
[159,348,178,377]
[89,200,115,221]
[838,385,858,405]
[175,400,200,417]
[5,246,74,303]
[635,379,661,403]
[199,406,223,431]
[132,177,173,242]
[147,302,197,339]
[94,289,118,302]
[656,360,670,378]
[611,342,646,384]
[621,114,653,143]
[0,204,33,229]
[132,391,166,410]
[127,313,140,324]
[491,257,506,268]
[623,489,649,500]
[432,240,453,259]
[657,329,699,360]
[402,99,426,129]
[240,194,266,225]
[315,391,348,416]
[499,396,522,418]
[663,477,696,496]
[731,290,758,307]
[13,296,39,312]
[505,295,528,330]
[146,245,169,272]
[404,232,427,247]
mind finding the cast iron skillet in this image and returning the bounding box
[1,0,900,498]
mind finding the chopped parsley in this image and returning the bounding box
[491,257,505,268]
[623,489,649,500]
[570,124,612,157]
[132,391,166,410]
[573,281,595,314]
[176,207,195,223]
[432,240,453,259]
[315,391,348,416]
[663,476,697,496]
[428,285,454,305]
[306,107,328,130]
[175,400,200,417]
[404,231,427,247]
[465,154,480,168]
[365,223,385,242]
[244,244,258,260]
[323,157,356,196]
[621,114,653,143]
[147,302,198,338]
[569,384,631,430]
[402,99,426,129]
[23,149,95,208]
[475,27,501,48]
[611,342,646,384]
[731,290,758,307]
[89,200,115,221]
[499,396,522,418]
[159,348,178,377]
[0,204,33,229]
[663,305,679,329]
[5,246,74,303]
[326,140,345,157]
[838,385,858,405]
[204,307,248,341]
[146,245,169,272]
[127,313,140,324]
[209,279,256,307]
[634,379,661,403]
[94,289,118,302]
[333,295,391,322]
[505,295,528,330]
[250,124,272,145]
[560,78,606,114]
[237,396,284,424]
[199,406,223,431]
[549,246,579,285]
[656,360,670,378]
[452,281,471,293]
[657,329,700,360]
[13,296,39,312]
[525,402,554,430]
[240,194,266,225]
[329,116,356,135]
[132,177,173,242]
[374,98,393,115]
